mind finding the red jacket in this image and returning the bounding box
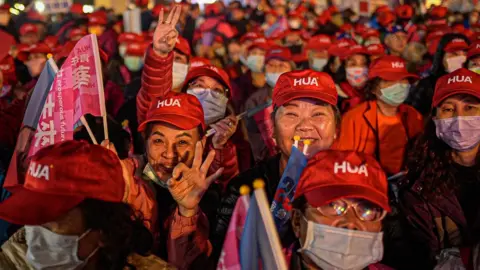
[136,46,240,183]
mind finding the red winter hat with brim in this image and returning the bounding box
[17,43,52,61]
[294,150,390,212]
[305,34,332,51]
[266,46,292,63]
[328,39,357,57]
[467,41,480,59]
[0,141,125,225]
[341,45,368,60]
[432,68,480,108]
[444,38,470,53]
[368,55,419,81]
[272,69,337,107]
[138,92,205,132]
[183,65,232,94]
[366,44,386,56]
[19,23,38,36]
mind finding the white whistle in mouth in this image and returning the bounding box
[293,135,300,148]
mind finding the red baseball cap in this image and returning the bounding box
[305,34,332,51]
[328,39,357,57]
[69,28,87,40]
[190,57,211,68]
[19,23,38,36]
[272,69,337,107]
[432,68,480,108]
[368,55,419,81]
[444,38,470,53]
[0,141,125,225]
[125,42,148,57]
[118,32,144,44]
[247,37,269,52]
[138,92,205,132]
[294,150,390,212]
[240,32,263,44]
[396,4,413,20]
[17,43,52,61]
[43,36,58,49]
[468,41,480,59]
[175,36,191,56]
[88,12,107,26]
[183,65,232,94]
[266,46,292,63]
[362,28,380,39]
[366,44,386,56]
[342,45,368,60]
[377,11,396,27]
[430,6,448,19]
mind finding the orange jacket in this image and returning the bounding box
[334,101,423,174]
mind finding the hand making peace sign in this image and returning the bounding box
[153,5,182,57]
[167,138,224,217]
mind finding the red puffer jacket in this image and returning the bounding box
[136,46,239,184]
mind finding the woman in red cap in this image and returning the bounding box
[335,44,370,113]
[290,150,391,270]
[215,69,341,262]
[400,68,480,269]
[0,141,174,269]
[409,33,470,116]
[335,55,423,176]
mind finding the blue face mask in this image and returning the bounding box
[378,83,410,106]
[124,56,144,72]
[265,72,282,87]
[311,58,328,71]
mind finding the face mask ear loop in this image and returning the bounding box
[77,229,100,262]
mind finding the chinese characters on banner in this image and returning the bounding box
[29,34,105,156]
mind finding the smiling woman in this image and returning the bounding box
[213,69,340,262]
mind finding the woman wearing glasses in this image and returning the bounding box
[290,150,390,270]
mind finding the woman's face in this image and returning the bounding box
[345,54,367,68]
[436,94,480,119]
[443,50,467,68]
[146,123,200,182]
[43,207,101,261]
[274,99,337,159]
[265,59,291,74]
[375,78,409,94]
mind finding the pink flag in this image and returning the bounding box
[29,34,105,156]
[217,194,250,270]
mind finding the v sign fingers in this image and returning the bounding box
[153,5,181,56]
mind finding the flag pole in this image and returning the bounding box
[91,34,109,141]
[80,116,98,145]
[253,179,288,270]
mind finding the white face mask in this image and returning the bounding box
[119,44,127,58]
[311,58,328,71]
[25,225,98,270]
[445,55,466,73]
[124,56,144,72]
[346,67,369,88]
[299,218,384,270]
[172,62,189,89]
[265,72,282,87]
[246,55,265,73]
[187,88,228,125]
[470,67,480,74]
[378,83,410,106]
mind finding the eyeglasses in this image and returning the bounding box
[189,80,228,96]
[311,199,387,222]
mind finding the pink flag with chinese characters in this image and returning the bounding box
[29,34,105,156]
[217,194,250,270]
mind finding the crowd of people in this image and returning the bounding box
[0,0,479,269]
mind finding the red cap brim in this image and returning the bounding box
[444,44,469,53]
[304,184,391,212]
[0,185,84,225]
[138,113,204,132]
[370,71,419,82]
[274,89,337,107]
[432,89,480,108]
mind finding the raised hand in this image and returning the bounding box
[168,138,224,217]
[210,115,239,149]
[153,5,182,57]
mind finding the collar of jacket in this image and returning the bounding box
[361,100,412,138]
